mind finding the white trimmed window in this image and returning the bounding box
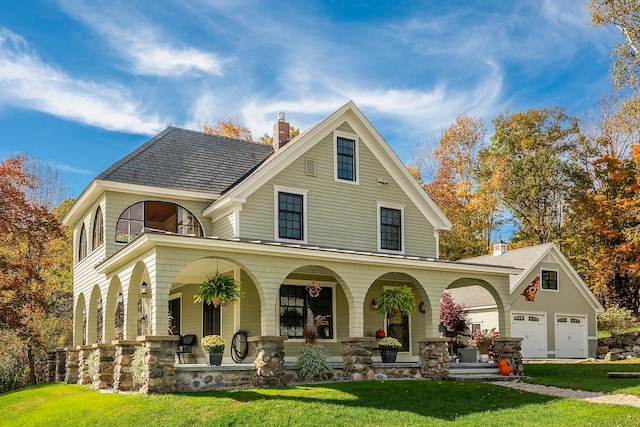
[378,203,404,253]
[541,269,558,291]
[334,132,359,184]
[78,224,88,261]
[92,207,104,250]
[274,186,308,242]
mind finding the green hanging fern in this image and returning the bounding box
[376,286,416,317]
[194,272,244,306]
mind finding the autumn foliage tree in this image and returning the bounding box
[202,118,253,141]
[0,156,66,388]
[439,291,470,337]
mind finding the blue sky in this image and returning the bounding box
[0,0,618,198]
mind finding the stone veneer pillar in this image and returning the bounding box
[55,349,67,383]
[46,350,57,383]
[417,338,449,379]
[91,343,116,390]
[112,340,140,392]
[248,336,288,387]
[338,337,376,381]
[137,335,180,394]
[492,337,523,376]
[64,348,79,384]
[77,345,94,385]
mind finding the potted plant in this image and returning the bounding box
[194,272,244,308]
[201,334,226,366]
[468,327,499,362]
[377,336,402,363]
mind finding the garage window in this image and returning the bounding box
[514,315,525,321]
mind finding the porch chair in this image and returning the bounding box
[176,334,197,364]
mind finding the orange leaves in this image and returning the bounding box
[202,118,252,141]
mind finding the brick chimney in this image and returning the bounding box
[272,112,290,150]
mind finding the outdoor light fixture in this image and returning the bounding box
[97,299,102,310]
[116,292,123,304]
[82,306,86,316]
[141,281,148,295]
[371,298,378,310]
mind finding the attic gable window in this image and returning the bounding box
[541,270,558,291]
[334,132,359,184]
[378,204,404,253]
[115,201,203,245]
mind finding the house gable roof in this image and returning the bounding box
[96,127,274,194]
[462,243,604,312]
[204,100,452,231]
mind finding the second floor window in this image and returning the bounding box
[116,201,203,244]
[380,206,402,251]
[278,192,303,241]
[92,207,104,249]
[78,224,88,261]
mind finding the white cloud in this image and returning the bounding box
[0,27,166,135]
[60,0,225,77]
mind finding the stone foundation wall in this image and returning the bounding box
[113,340,140,392]
[55,349,67,383]
[597,332,640,360]
[64,348,79,384]
[92,344,115,390]
[176,366,255,391]
[77,346,93,385]
[138,335,179,395]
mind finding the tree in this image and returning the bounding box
[202,118,253,141]
[0,156,66,386]
[588,0,640,94]
[439,291,470,337]
[481,107,579,245]
[418,114,500,259]
[258,125,301,145]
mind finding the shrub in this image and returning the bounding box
[131,347,145,387]
[0,329,29,393]
[598,306,635,335]
[297,344,332,380]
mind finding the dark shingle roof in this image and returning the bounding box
[96,127,274,194]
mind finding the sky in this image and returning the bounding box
[0,0,620,198]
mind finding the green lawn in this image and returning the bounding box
[523,360,640,396]
[1,368,639,427]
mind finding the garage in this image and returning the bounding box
[555,315,587,358]
[511,313,546,358]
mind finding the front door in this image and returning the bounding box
[387,311,410,351]
[168,297,181,335]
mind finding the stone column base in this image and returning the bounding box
[339,337,376,381]
[248,336,288,387]
[492,337,523,376]
[417,338,449,379]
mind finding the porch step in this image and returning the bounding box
[448,362,513,381]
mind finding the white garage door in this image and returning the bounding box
[555,316,587,358]
[511,313,546,358]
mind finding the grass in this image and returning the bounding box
[1,371,640,427]
[524,360,640,396]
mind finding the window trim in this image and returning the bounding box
[540,269,559,292]
[333,131,359,185]
[377,202,405,254]
[274,186,308,243]
[277,280,337,342]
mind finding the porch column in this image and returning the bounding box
[55,349,67,383]
[339,337,375,381]
[91,343,116,390]
[417,338,449,379]
[64,348,79,384]
[137,335,179,394]
[492,337,523,376]
[77,345,94,385]
[248,336,288,387]
[46,350,57,383]
[113,340,141,392]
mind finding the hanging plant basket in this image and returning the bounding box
[375,286,416,317]
[194,272,244,307]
